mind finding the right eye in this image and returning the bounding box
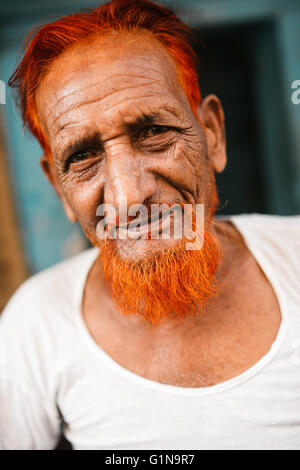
[69,151,90,163]
[66,149,101,171]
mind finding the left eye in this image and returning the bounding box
[146,125,169,136]
[71,151,89,162]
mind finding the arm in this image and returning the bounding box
[0,284,61,450]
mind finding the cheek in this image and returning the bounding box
[164,139,206,199]
[179,132,212,196]
[61,177,104,228]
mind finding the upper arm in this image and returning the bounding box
[0,378,61,450]
[0,282,61,450]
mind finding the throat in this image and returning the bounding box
[82,226,281,388]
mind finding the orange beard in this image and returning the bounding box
[98,215,223,324]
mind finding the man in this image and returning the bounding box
[0,0,299,450]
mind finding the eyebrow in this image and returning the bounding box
[55,106,182,162]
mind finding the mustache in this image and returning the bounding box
[113,201,185,229]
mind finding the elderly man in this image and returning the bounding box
[0,0,299,450]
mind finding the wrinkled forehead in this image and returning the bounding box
[35,30,187,140]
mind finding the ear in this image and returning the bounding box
[197,94,226,173]
[40,155,78,223]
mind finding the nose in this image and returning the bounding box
[104,148,157,213]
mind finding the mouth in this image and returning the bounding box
[109,203,183,240]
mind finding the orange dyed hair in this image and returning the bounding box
[8,0,202,158]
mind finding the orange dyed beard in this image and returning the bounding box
[98,215,223,325]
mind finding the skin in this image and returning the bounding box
[36,31,281,387]
[38,31,224,258]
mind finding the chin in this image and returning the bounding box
[114,237,180,261]
[98,225,223,324]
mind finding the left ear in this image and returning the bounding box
[197,94,226,173]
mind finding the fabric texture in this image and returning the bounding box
[0,213,299,450]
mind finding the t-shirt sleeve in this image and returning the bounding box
[0,378,60,450]
[0,281,61,450]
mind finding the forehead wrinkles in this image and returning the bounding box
[37,35,182,136]
[47,72,172,135]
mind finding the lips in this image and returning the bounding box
[109,203,183,240]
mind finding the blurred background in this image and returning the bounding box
[1,0,300,311]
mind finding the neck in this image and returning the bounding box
[86,218,248,335]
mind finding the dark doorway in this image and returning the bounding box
[194,23,265,216]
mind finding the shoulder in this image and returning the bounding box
[217,211,300,266]
[221,212,300,226]
[225,212,300,243]
[0,247,98,330]
[225,213,300,290]
[230,212,300,226]
[0,247,98,396]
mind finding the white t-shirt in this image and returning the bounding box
[0,213,300,450]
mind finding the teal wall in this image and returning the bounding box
[0,0,299,273]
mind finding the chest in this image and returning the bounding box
[83,255,282,387]
[60,344,300,450]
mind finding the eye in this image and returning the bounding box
[66,149,100,170]
[146,125,169,136]
[70,151,90,163]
